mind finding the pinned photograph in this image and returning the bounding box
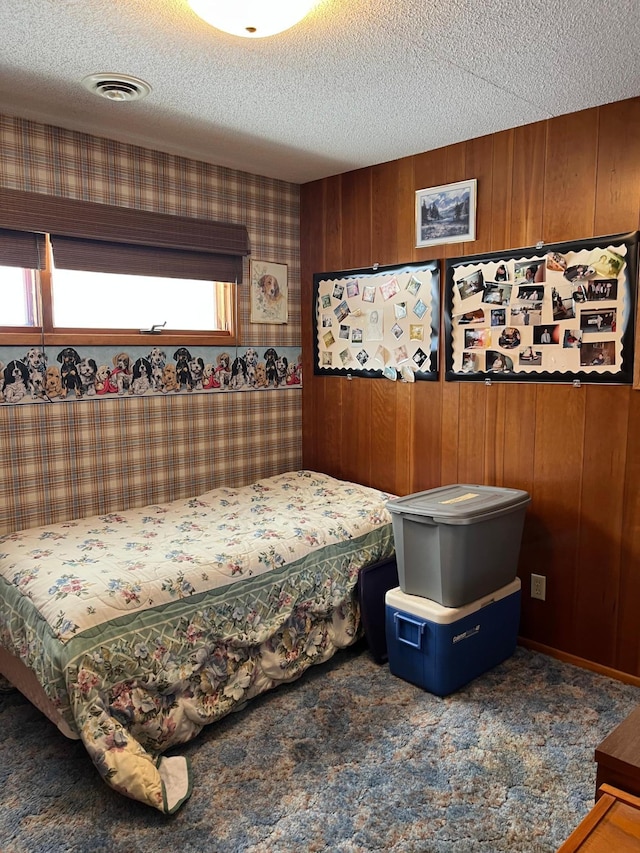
[461,351,481,373]
[339,348,351,366]
[483,283,512,305]
[391,323,404,340]
[457,308,485,325]
[321,314,333,328]
[517,284,544,302]
[351,327,363,343]
[580,340,615,367]
[321,294,331,309]
[415,178,477,248]
[510,302,542,326]
[323,330,335,348]
[519,347,542,366]
[401,365,416,382]
[456,269,484,300]
[533,325,560,345]
[383,365,398,381]
[406,276,423,296]
[380,277,400,301]
[564,264,595,282]
[490,308,506,326]
[580,308,616,334]
[333,283,345,300]
[589,248,625,278]
[413,299,428,319]
[339,324,350,339]
[394,302,408,320]
[250,259,288,324]
[412,348,428,368]
[334,300,350,322]
[464,328,491,349]
[365,309,384,341]
[394,345,409,364]
[497,327,521,349]
[346,281,360,299]
[374,345,390,366]
[551,287,575,321]
[563,329,582,348]
[362,284,377,303]
[546,252,567,272]
[486,351,513,372]
[409,324,424,341]
[493,263,509,282]
[585,279,618,301]
[356,349,369,366]
[321,351,333,366]
[514,260,546,284]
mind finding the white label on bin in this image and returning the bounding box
[452,624,480,644]
[439,492,480,504]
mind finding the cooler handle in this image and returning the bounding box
[394,612,425,649]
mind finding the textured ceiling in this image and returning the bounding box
[0,0,639,184]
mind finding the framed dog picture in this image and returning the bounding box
[250,260,288,324]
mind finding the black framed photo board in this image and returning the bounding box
[313,260,440,381]
[444,232,638,384]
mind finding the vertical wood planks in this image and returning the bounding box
[543,109,598,242]
[510,120,546,249]
[300,99,640,676]
[573,385,628,664]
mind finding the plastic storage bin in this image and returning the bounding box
[386,484,530,606]
[385,578,521,696]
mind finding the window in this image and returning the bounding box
[0,187,250,346]
[4,267,38,327]
[1,244,234,346]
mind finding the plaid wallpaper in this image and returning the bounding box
[0,391,302,535]
[0,114,303,534]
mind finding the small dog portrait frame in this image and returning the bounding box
[250,260,288,324]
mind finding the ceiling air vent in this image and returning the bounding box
[81,73,152,102]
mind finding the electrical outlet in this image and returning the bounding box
[531,573,546,601]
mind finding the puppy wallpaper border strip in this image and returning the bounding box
[0,344,302,405]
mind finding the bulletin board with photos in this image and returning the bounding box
[313,260,440,381]
[444,232,638,384]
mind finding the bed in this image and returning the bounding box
[0,470,395,813]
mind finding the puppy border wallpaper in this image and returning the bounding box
[0,344,302,405]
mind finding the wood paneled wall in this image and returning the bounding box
[300,98,640,676]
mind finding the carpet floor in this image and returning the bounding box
[1,641,639,853]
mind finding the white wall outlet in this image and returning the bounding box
[531,573,546,601]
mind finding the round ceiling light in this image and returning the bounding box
[188,0,319,38]
[81,73,152,102]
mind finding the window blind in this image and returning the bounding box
[0,187,250,282]
[0,227,46,269]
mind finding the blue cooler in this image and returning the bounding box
[385,578,521,696]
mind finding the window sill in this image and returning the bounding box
[0,330,238,347]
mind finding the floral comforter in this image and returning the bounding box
[0,470,394,812]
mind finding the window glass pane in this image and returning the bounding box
[51,268,222,331]
[1,265,37,326]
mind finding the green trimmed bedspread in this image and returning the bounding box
[0,470,395,812]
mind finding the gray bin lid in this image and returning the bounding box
[386,484,530,525]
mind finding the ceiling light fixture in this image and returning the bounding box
[81,73,152,102]
[188,0,319,38]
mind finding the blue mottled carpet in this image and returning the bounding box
[1,642,639,853]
